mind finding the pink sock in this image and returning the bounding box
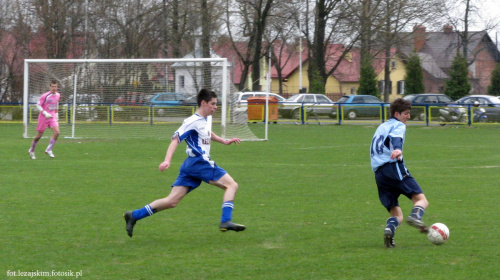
[46,138,56,152]
[29,140,38,152]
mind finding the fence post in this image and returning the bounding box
[150,105,154,125]
[425,104,430,126]
[108,104,112,125]
[467,104,472,126]
[381,103,386,123]
[300,103,305,125]
[338,104,342,125]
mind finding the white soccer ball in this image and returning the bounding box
[427,223,449,245]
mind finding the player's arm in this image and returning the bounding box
[36,100,44,112]
[159,134,180,171]
[210,131,241,145]
[55,101,59,121]
[36,97,52,119]
[390,136,403,160]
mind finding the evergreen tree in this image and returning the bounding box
[404,53,425,95]
[487,63,500,95]
[309,68,325,94]
[444,55,471,100]
[358,56,379,96]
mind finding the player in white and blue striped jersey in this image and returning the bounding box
[370,98,429,248]
[124,89,245,237]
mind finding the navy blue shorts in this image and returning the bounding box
[375,161,423,211]
[172,156,227,192]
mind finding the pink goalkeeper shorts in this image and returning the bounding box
[36,114,59,132]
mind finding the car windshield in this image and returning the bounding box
[363,96,382,103]
[144,94,156,102]
[439,95,453,102]
[286,95,302,102]
[336,96,349,103]
[241,94,252,101]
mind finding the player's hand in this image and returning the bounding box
[159,161,170,172]
[42,111,52,119]
[226,138,241,145]
[390,149,402,160]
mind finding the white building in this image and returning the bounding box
[171,35,233,96]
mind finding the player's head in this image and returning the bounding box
[390,98,411,123]
[390,98,411,117]
[197,89,217,106]
[50,80,58,92]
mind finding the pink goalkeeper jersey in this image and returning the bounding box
[37,91,60,116]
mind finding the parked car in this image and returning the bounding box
[278,93,335,119]
[114,92,156,106]
[180,95,198,106]
[403,93,454,120]
[234,91,286,112]
[454,95,500,122]
[66,94,103,119]
[28,94,42,104]
[180,95,221,106]
[144,92,187,107]
[336,95,388,120]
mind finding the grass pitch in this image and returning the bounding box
[1,123,500,279]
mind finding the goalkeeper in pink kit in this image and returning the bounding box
[28,80,61,159]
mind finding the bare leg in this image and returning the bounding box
[210,173,238,202]
[149,186,190,211]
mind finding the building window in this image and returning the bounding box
[378,81,385,94]
[378,80,393,94]
[397,80,405,94]
[180,75,185,88]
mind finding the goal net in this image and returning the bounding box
[23,58,264,141]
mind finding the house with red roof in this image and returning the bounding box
[212,25,499,101]
[398,25,500,94]
[266,43,406,101]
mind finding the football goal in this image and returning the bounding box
[23,58,265,141]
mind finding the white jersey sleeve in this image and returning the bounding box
[173,113,212,162]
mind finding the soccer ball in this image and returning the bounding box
[427,223,449,245]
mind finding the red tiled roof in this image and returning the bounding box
[213,39,251,85]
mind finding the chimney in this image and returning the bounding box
[413,25,426,52]
[443,25,453,33]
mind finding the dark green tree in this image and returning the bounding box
[404,53,425,95]
[357,55,379,96]
[487,63,500,95]
[444,55,471,100]
[309,68,324,94]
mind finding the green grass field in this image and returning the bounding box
[2,123,500,279]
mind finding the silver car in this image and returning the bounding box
[234,91,286,112]
[278,93,336,119]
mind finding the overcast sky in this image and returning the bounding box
[471,0,500,42]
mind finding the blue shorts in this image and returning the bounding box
[172,156,227,192]
[375,161,423,211]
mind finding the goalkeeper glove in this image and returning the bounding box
[42,111,53,119]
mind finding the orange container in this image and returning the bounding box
[247,96,279,122]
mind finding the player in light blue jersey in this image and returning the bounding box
[370,98,429,248]
[124,89,245,237]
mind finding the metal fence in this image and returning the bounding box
[3,102,499,127]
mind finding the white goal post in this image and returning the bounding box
[23,58,266,141]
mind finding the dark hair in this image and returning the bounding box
[390,98,411,117]
[197,89,217,106]
[50,80,58,85]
